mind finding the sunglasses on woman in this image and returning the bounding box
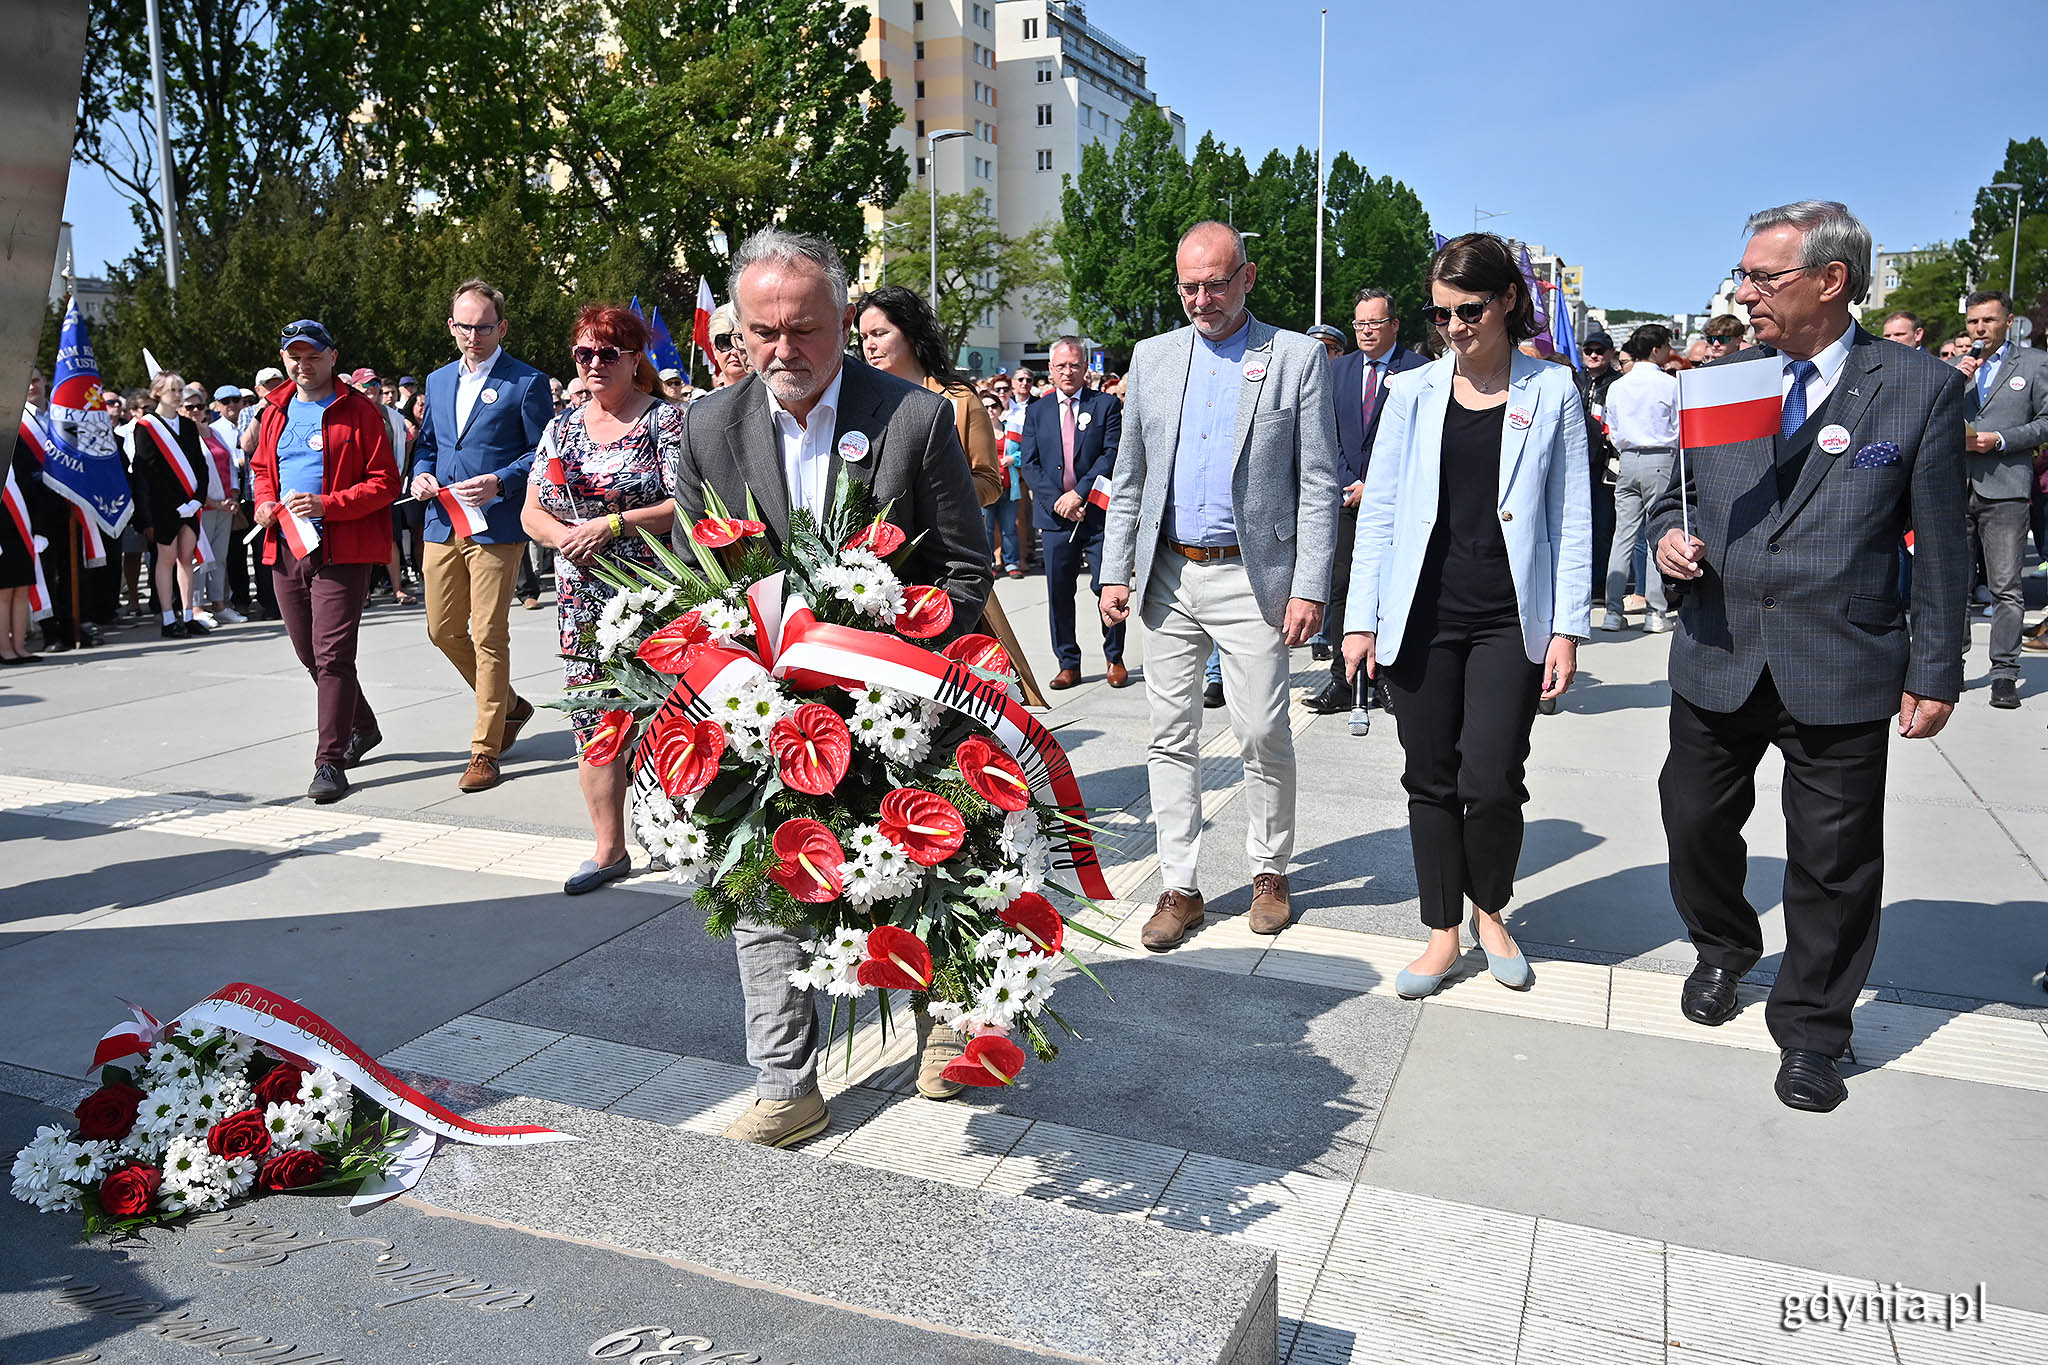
[572,345,638,369]
[1421,293,1498,328]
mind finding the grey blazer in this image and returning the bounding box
[1647,330,1968,726]
[1964,343,2048,499]
[669,354,993,635]
[1100,313,1341,627]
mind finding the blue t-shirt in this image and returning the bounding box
[278,396,335,512]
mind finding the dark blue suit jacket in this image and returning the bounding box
[1016,387,1122,530]
[412,350,553,543]
[1332,343,1428,487]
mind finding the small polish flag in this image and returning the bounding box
[278,507,321,558]
[539,427,566,490]
[1087,474,1112,511]
[1678,358,1782,448]
[694,276,717,374]
[437,486,491,539]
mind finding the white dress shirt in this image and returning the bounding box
[1782,323,1855,415]
[1603,363,1679,452]
[454,347,502,431]
[767,365,845,520]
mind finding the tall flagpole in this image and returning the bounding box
[1313,8,1327,327]
[144,0,180,295]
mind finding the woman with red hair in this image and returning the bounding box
[523,304,679,894]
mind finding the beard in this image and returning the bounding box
[762,359,828,407]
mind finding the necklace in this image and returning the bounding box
[1456,356,1512,392]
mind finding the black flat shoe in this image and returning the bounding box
[1680,963,1744,1026]
[307,763,349,804]
[161,621,187,639]
[1202,681,1224,710]
[565,854,632,896]
[1775,1049,1847,1112]
[343,728,384,768]
[1303,682,1349,715]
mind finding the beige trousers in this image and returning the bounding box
[423,538,524,756]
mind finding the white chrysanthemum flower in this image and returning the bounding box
[670,821,709,865]
[159,1135,216,1194]
[12,1176,81,1213]
[698,596,748,644]
[849,711,890,747]
[172,1022,223,1048]
[823,967,868,999]
[134,1084,196,1139]
[838,547,888,576]
[143,1043,201,1088]
[870,840,910,878]
[826,926,866,961]
[9,1126,69,1195]
[845,824,885,856]
[972,867,1025,909]
[296,1068,343,1110]
[877,717,930,765]
[222,1154,259,1198]
[186,1076,250,1126]
[850,685,896,720]
[216,1036,256,1075]
[119,1128,170,1163]
[974,979,1026,1026]
[261,1102,307,1145]
[839,862,878,906]
[974,928,1013,962]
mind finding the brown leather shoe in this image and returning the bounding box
[1050,667,1081,689]
[499,696,536,755]
[457,753,502,792]
[1248,873,1292,935]
[1140,889,1205,951]
[1106,661,1129,688]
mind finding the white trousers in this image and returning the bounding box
[1139,552,1296,892]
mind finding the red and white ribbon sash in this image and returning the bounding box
[137,413,204,502]
[98,983,575,1147]
[277,507,321,558]
[77,508,107,566]
[436,486,491,539]
[18,410,50,466]
[89,998,167,1071]
[1,464,51,617]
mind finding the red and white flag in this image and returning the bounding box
[136,412,204,501]
[1678,358,1782,448]
[277,506,321,558]
[2,464,50,619]
[437,486,491,539]
[1086,474,1113,512]
[693,276,717,375]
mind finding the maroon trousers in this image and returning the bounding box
[273,543,376,768]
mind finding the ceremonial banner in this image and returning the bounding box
[1679,359,1782,447]
[40,297,134,536]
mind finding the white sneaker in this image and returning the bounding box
[1597,610,1627,632]
[1642,613,1670,634]
[192,610,218,630]
[213,606,246,624]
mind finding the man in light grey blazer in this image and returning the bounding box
[1953,289,2048,707]
[1100,222,1340,948]
[670,229,992,1148]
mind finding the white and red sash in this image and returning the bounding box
[1,463,50,618]
[436,486,491,539]
[137,413,205,502]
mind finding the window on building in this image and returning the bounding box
[916,80,925,99]
[973,80,981,102]
[1036,59,1053,83]
[914,40,924,60]
[972,43,981,64]
[1036,103,1052,126]
[1036,148,1053,171]
[916,119,924,136]
[1079,103,1093,128]
[1885,270,1900,289]
[916,156,926,178]
[913,1,923,18]
[1026,17,1039,38]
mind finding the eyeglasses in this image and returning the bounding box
[1730,264,1811,292]
[711,333,738,352]
[1421,293,1498,327]
[1173,261,1248,299]
[1352,318,1395,332]
[571,345,637,369]
[450,319,501,336]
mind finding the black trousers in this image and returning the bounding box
[1659,671,1889,1057]
[1326,504,1358,684]
[1385,612,1541,930]
[1041,508,1123,670]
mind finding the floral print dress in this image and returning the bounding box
[540,400,681,742]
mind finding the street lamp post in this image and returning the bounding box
[927,129,971,305]
[1990,181,2024,302]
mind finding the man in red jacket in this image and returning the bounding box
[251,320,400,803]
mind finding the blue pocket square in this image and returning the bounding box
[1852,441,1899,469]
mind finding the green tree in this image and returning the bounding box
[881,194,1067,357]
[1230,148,1320,333]
[1323,153,1433,337]
[1057,102,1193,365]
[1970,138,2048,252]
[1862,248,1971,346]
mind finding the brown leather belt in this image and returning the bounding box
[1166,540,1240,562]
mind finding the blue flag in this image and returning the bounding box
[1550,285,1580,370]
[42,297,133,535]
[1432,231,1450,253]
[646,307,686,377]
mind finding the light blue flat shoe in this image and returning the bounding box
[1470,909,1534,991]
[1395,964,1454,1000]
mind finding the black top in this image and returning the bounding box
[1417,394,1517,623]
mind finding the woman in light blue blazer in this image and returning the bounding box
[1340,234,1592,999]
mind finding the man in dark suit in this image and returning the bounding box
[670,228,992,1149]
[1306,287,1428,713]
[410,278,554,793]
[1016,335,1126,688]
[1651,200,1967,1113]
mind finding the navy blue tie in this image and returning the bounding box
[1782,360,1817,439]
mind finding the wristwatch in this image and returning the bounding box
[1553,632,1589,646]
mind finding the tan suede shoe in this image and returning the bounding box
[457,753,501,792]
[720,1091,829,1148]
[916,1020,967,1100]
[1248,873,1292,935]
[1140,889,1206,951]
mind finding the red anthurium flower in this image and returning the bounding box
[583,711,634,766]
[878,788,965,865]
[843,520,906,557]
[855,925,934,990]
[941,633,1014,677]
[691,516,767,548]
[768,819,846,903]
[635,612,708,673]
[939,1034,1027,1087]
[895,585,954,639]
[955,737,1032,811]
[998,892,1064,957]
[768,704,853,796]
[650,715,726,797]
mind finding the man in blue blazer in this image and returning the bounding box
[409,278,555,793]
[1307,288,1428,712]
[1017,336,1127,688]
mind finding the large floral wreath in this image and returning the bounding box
[566,479,1113,1085]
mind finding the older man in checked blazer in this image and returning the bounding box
[1100,221,1340,950]
[1650,200,1967,1114]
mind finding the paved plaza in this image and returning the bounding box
[2,575,2046,1364]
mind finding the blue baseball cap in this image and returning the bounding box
[279,319,334,351]
[212,384,242,401]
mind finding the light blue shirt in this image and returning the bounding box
[279,396,335,518]
[1169,316,1251,546]
[1976,340,2011,405]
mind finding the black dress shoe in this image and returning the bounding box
[1311,641,1332,661]
[161,621,188,639]
[183,617,212,635]
[78,623,103,647]
[307,763,349,804]
[1202,681,1224,709]
[343,728,384,767]
[1304,682,1349,714]
[1680,963,1743,1026]
[1774,1049,1847,1112]
[1991,678,2020,709]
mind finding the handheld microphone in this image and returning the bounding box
[1969,339,1987,359]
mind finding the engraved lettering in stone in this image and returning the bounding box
[50,1282,339,1363]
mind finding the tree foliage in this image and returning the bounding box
[880,194,1067,357]
[1056,102,1193,363]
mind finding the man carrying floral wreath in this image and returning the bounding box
[670,227,993,1147]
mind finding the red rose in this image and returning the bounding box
[206,1109,273,1165]
[258,1148,327,1191]
[99,1162,162,1217]
[252,1062,306,1108]
[73,1084,146,1141]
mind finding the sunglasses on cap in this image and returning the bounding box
[1421,293,1497,327]
[572,345,637,368]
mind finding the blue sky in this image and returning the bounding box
[62,0,2043,315]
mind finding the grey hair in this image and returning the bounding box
[1744,200,1872,305]
[1352,286,1394,311]
[1178,220,1247,268]
[728,228,849,315]
[1049,335,1086,360]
